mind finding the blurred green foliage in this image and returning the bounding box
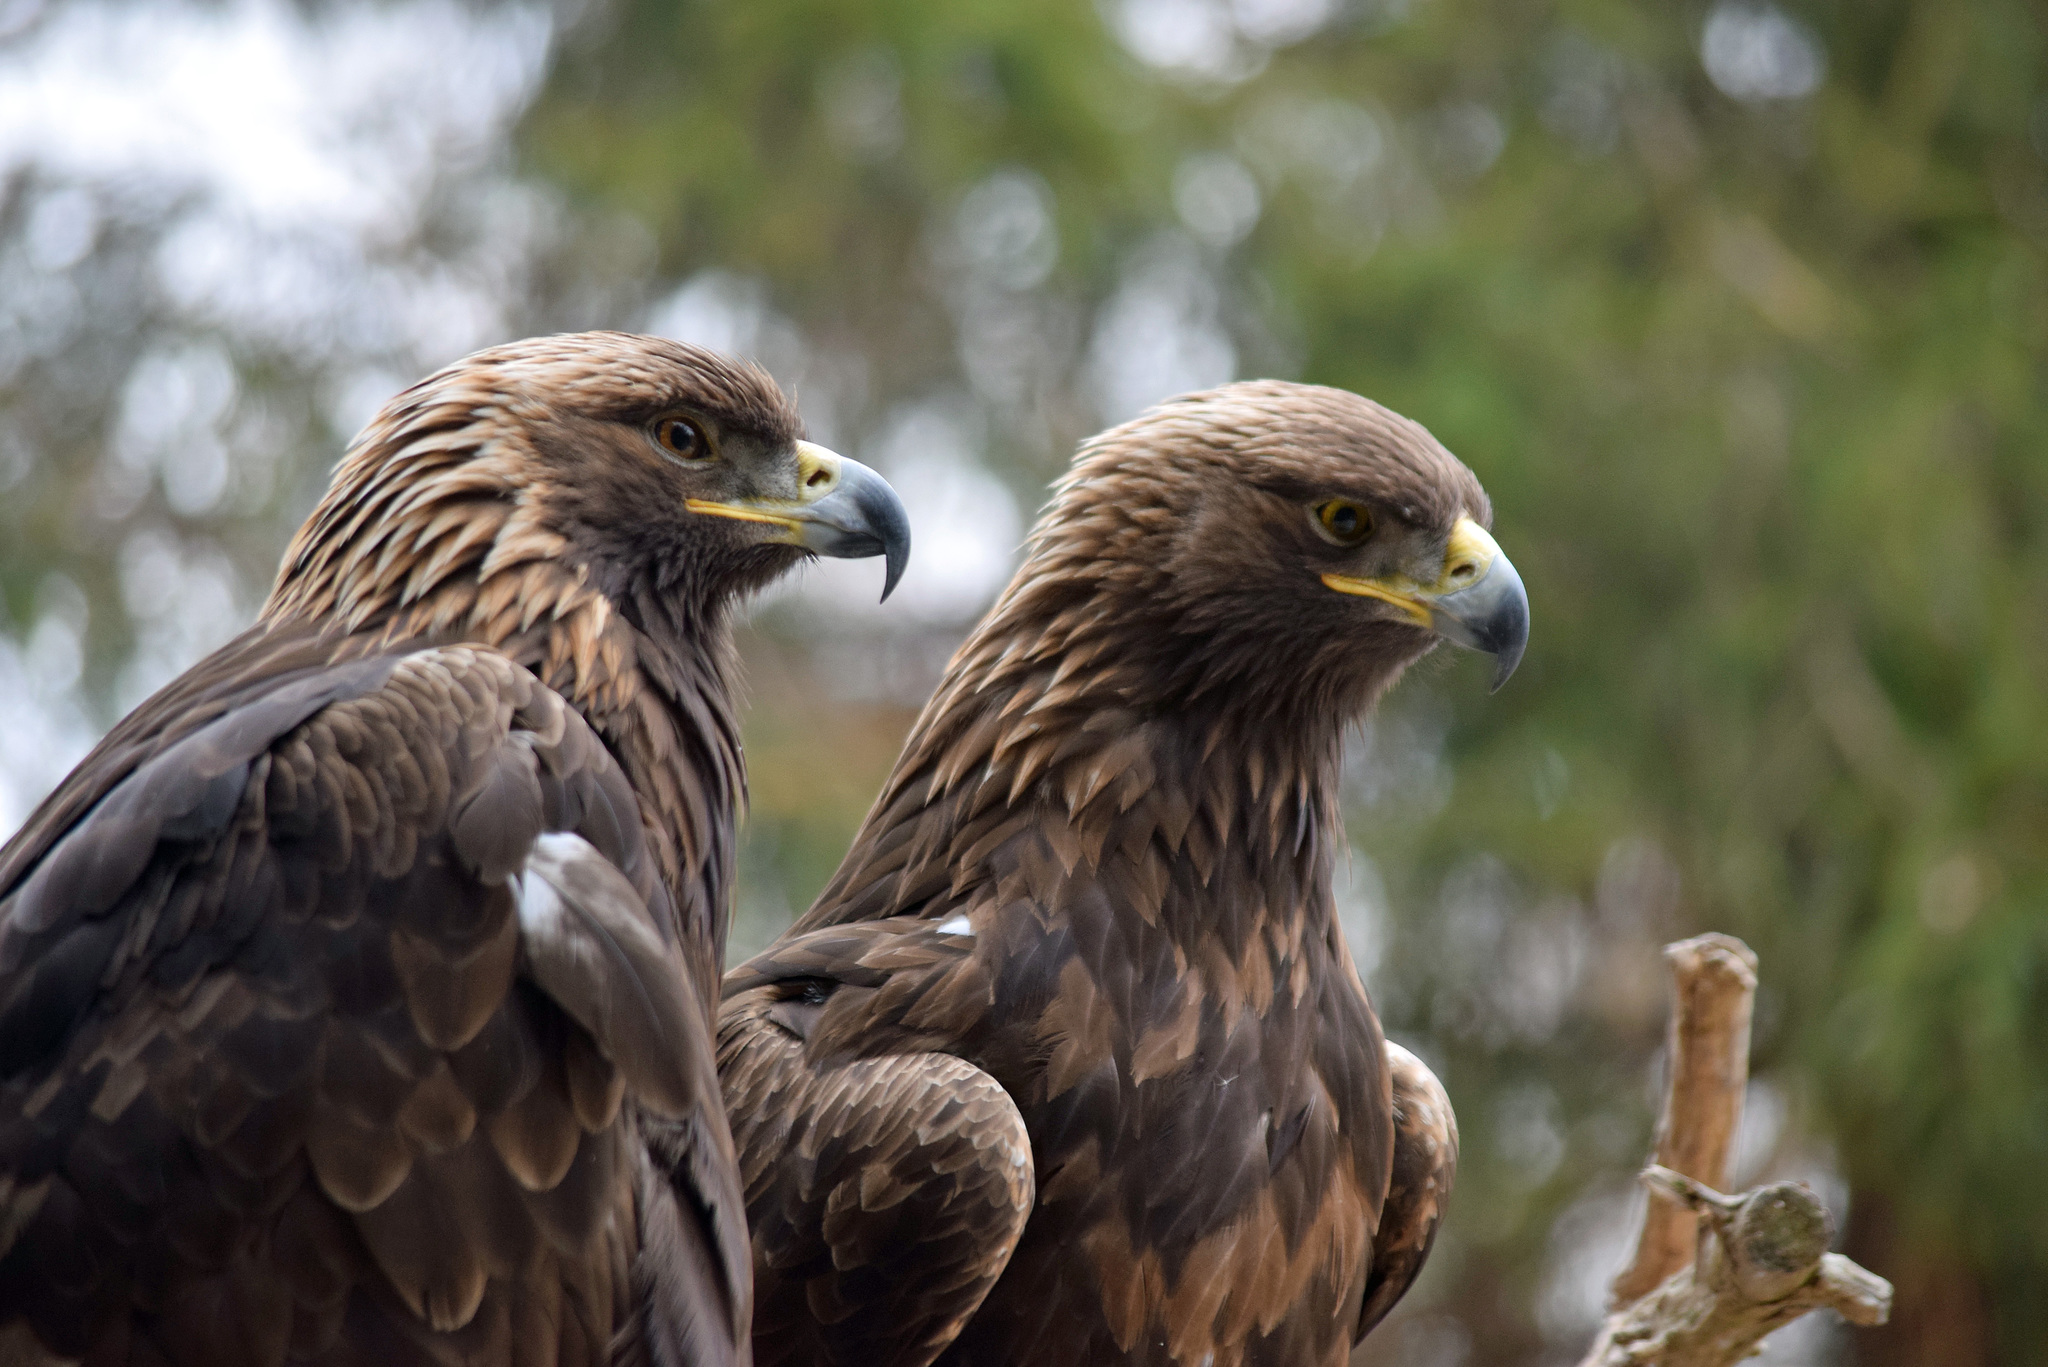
[0,0,2039,1360]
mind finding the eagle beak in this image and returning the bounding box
[1321,516,1530,691]
[687,442,912,601]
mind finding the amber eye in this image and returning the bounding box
[655,417,710,461]
[1315,499,1373,545]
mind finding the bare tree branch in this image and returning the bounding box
[1579,1168,1891,1367]
[1580,935,1892,1367]
[1609,933,1759,1307]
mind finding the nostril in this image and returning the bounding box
[806,467,834,490]
[1448,558,1479,584]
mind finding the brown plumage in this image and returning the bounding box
[0,333,908,1367]
[718,381,1520,1367]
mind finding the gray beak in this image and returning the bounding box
[1428,547,1529,692]
[1321,515,1530,692]
[785,447,912,601]
[685,442,912,601]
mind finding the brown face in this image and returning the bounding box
[516,336,910,606]
[1070,379,1527,705]
[1288,486,1528,693]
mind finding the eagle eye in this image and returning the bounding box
[1314,499,1373,546]
[655,417,711,462]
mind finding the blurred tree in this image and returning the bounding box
[0,0,2040,1360]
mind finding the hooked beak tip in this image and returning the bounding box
[879,542,906,602]
[783,449,912,599]
[1487,635,1526,692]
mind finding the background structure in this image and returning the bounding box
[0,0,2040,1361]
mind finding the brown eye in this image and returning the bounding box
[1315,499,1373,545]
[656,417,709,461]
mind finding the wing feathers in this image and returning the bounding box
[485,1046,584,1193]
[564,1027,626,1133]
[389,909,520,1051]
[394,1062,480,1156]
[0,641,745,1365]
[307,1097,413,1212]
[719,1008,1032,1367]
[1356,1040,1459,1340]
[454,738,549,886]
[352,1159,492,1331]
[446,985,547,1114]
[515,833,708,1121]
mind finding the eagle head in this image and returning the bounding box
[263,331,910,638]
[1024,379,1527,717]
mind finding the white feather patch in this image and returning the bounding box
[514,829,704,1120]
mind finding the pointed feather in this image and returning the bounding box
[514,832,707,1120]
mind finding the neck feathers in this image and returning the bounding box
[261,401,746,965]
[262,394,624,690]
[811,595,1346,954]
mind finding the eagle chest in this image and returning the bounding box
[979,907,1385,1367]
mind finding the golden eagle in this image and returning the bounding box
[0,333,909,1367]
[719,381,1522,1367]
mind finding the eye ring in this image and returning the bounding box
[1314,499,1373,546]
[654,416,712,462]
